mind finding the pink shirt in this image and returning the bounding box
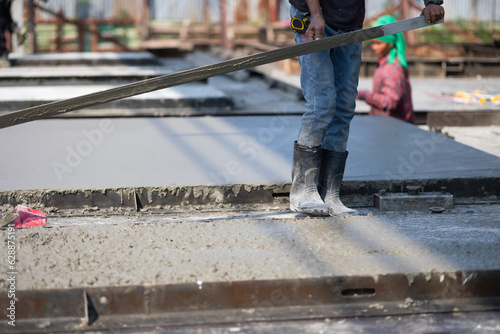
[364,55,415,124]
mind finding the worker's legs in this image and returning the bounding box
[288,5,333,215]
[321,35,362,152]
[294,48,337,146]
[291,6,339,148]
[319,35,361,215]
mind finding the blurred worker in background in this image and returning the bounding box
[288,0,444,216]
[0,0,14,67]
[357,15,416,124]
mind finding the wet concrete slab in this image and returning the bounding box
[6,204,500,291]
[436,125,500,157]
[2,53,499,333]
[0,115,498,191]
[3,204,499,332]
[9,51,161,67]
[0,57,195,83]
[0,65,175,82]
[0,83,232,114]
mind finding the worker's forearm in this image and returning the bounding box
[305,0,323,19]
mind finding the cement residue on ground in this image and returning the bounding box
[1,205,499,291]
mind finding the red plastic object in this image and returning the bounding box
[13,205,47,228]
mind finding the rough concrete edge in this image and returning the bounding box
[342,177,499,202]
[0,183,290,211]
[0,176,497,211]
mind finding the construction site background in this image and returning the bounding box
[5,0,500,77]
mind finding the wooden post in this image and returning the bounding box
[220,0,229,49]
[55,8,63,52]
[270,0,279,22]
[203,0,210,23]
[234,0,248,23]
[258,0,270,24]
[203,0,210,37]
[268,0,280,45]
[77,21,85,52]
[90,21,99,51]
[35,3,133,52]
[27,0,36,54]
[141,0,150,40]
[402,0,417,45]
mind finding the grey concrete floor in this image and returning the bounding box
[2,61,498,194]
[1,52,499,334]
[9,51,161,66]
[0,83,225,103]
[0,82,231,118]
[0,51,500,289]
[434,125,500,157]
[0,115,498,191]
[5,203,499,291]
[0,65,174,81]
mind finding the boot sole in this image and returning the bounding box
[328,208,360,217]
[290,203,330,217]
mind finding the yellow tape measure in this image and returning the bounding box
[291,13,310,33]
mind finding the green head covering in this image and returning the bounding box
[373,15,407,68]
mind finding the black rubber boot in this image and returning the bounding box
[319,149,359,216]
[289,141,330,216]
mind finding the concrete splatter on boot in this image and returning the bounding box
[319,149,359,216]
[289,141,330,216]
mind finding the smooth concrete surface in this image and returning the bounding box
[0,84,225,101]
[0,83,229,113]
[0,65,175,81]
[0,115,498,191]
[436,125,500,158]
[9,52,161,66]
[0,58,195,82]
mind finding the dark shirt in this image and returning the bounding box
[0,0,13,28]
[289,0,365,31]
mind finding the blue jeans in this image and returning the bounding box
[291,6,362,153]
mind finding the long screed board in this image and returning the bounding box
[0,16,442,130]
